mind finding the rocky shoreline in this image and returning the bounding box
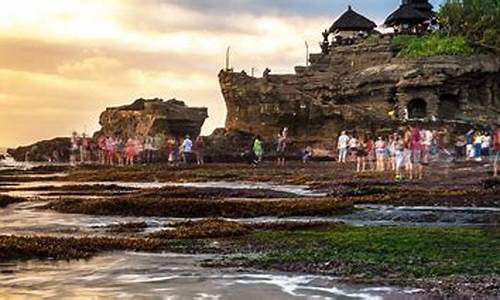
[0,161,499,297]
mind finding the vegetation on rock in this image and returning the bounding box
[393,0,500,57]
[439,0,500,50]
[246,226,500,279]
[392,34,472,58]
[44,196,352,218]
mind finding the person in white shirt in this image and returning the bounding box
[181,135,193,163]
[481,132,491,159]
[337,131,350,163]
[421,129,434,164]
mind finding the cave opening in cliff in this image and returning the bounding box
[438,94,461,120]
[407,98,427,119]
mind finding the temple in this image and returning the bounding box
[329,5,376,39]
[385,0,435,33]
[218,1,499,154]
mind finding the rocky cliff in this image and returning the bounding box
[219,37,500,153]
[7,137,70,162]
[97,98,208,140]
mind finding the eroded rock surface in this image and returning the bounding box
[220,37,500,153]
[7,137,70,162]
[97,98,208,140]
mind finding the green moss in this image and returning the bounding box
[392,34,473,58]
[250,226,500,278]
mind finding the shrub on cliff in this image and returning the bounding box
[392,34,472,58]
[439,0,500,50]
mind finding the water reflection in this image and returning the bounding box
[0,252,422,299]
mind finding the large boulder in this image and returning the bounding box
[97,98,208,140]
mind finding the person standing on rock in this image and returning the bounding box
[302,146,313,164]
[143,135,155,164]
[410,125,424,180]
[403,126,413,179]
[375,136,386,172]
[252,136,264,166]
[337,131,350,163]
[97,134,107,165]
[181,135,193,164]
[421,128,433,164]
[493,125,500,177]
[165,138,176,166]
[105,136,116,166]
[473,132,483,162]
[387,134,397,171]
[277,128,289,167]
[394,134,405,181]
[348,134,359,163]
[465,129,474,161]
[153,132,165,162]
[194,136,206,165]
[70,131,79,166]
[80,133,90,164]
[481,131,492,161]
[355,136,367,173]
[125,137,136,166]
[115,138,124,166]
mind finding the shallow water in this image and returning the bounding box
[1,199,498,239]
[0,252,423,299]
[1,180,324,197]
[339,204,500,227]
[1,169,498,298]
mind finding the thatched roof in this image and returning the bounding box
[407,0,433,11]
[329,6,377,32]
[384,4,428,26]
[408,0,435,18]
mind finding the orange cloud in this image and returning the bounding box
[0,0,331,147]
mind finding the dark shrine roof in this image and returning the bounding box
[407,0,433,11]
[329,6,377,32]
[385,0,435,26]
[384,4,429,26]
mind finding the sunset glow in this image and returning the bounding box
[0,0,443,147]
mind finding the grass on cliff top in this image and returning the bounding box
[392,34,473,58]
[248,225,500,279]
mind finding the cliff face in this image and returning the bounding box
[220,38,500,152]
[98,98,208,140]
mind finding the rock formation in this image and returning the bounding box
[219,37,500,153]
[97,98,208,140]
[7,137,70,162]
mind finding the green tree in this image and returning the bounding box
[439,0,500,49]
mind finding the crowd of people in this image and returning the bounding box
[67,124,500,179]
[69,132,206,167]
[335,125,500,179]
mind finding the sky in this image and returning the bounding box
[0,0,444,147]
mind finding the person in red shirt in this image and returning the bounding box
[494,125,500,177]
